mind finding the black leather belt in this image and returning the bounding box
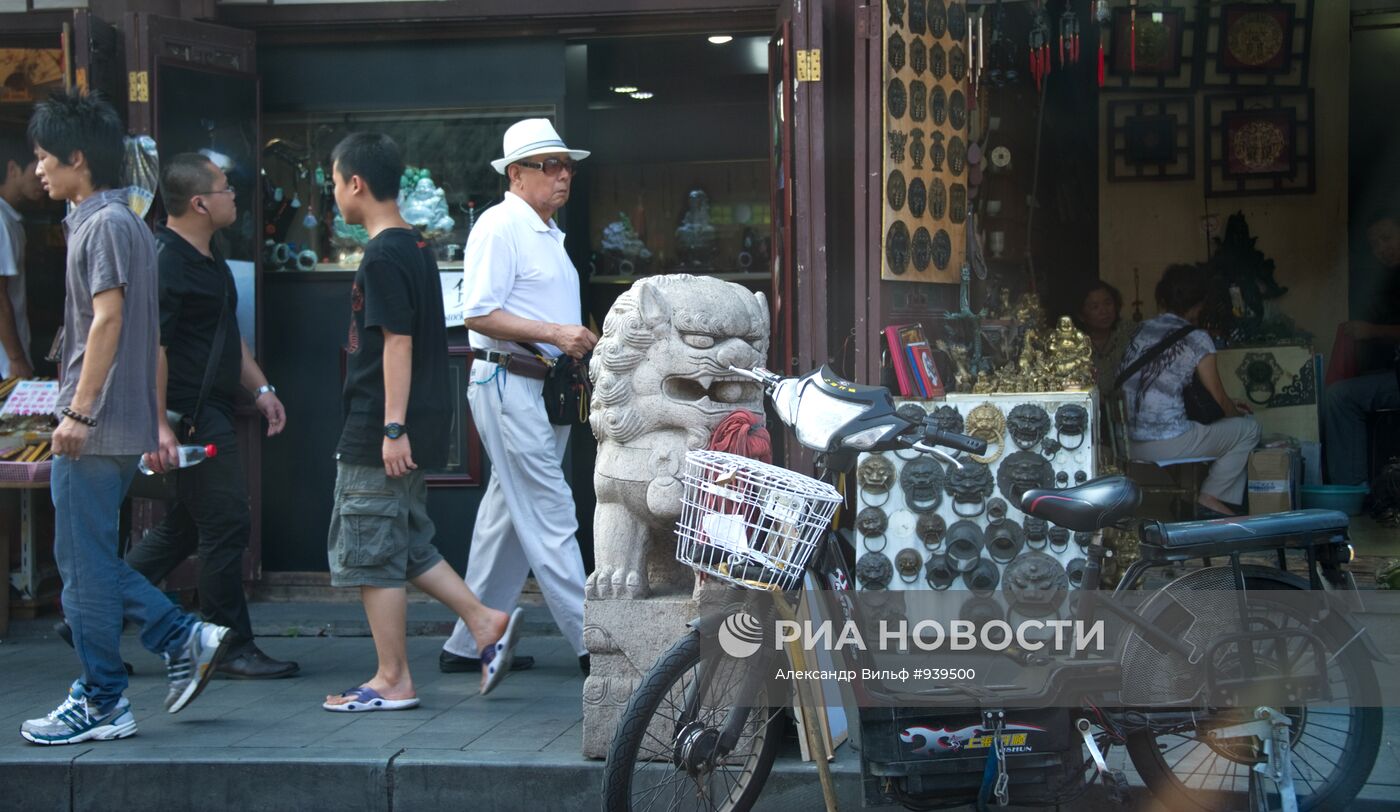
[471,348,549,380]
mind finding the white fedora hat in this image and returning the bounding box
[491,118,590,175]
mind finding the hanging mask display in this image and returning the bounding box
[950,183,967,224]
[987,497,1009,520]
[930,84,948,126]
[964,403,1006,464]
[916,513,947,548]
[1074,531,1095,550]
[1049,526,1070,552]
[887,169,907,212]
[931,42,947,81]
[856,507,889,553]
[997,451,1056,505]
[945,520,986,572]
[932,229,952,271]
[1003,551,1070,616]
[925,553,956,589]
[945,460,994,516]
[888,31,907,72]
[964,558,1000,595]
[895,548,923,583]
[886,221,910,276]
[1024,515,1048,541]
[1040,436,1062,458]
[947,1,968,39]
[897,402,929,424]
[910,38,928,75]
[909,81,928,123]
[908,176,928,217]
[949,44,968,83]
[888,78,908,119]
[857,454,896,495]
[857,552,893,590]
[1055,470,1070,487]
[1054,404,1089,451]
[931,405,964,435]
[986,518,1026,563]
[929,176,948,219]
[888,0,905,26]
[928,0,948,37]
[908,0,926,32]
[1075,470,1089,485]
[1066,558,1088,589]
[948,136,967,176]
[912,227,932,272]
[888,130,908,163]
[1006,404,1052,450]
[949,89,967,131]
[900,456,946,513]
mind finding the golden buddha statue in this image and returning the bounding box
[1046,315,1094,390]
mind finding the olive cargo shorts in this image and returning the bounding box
[327,462,443,588]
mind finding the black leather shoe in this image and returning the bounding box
[216,645,300,679]
[439,649,534,673]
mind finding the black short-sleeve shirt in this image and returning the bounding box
[337,228,450,468]
[156,225,242,442]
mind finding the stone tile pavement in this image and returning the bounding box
[1,603,1397,811]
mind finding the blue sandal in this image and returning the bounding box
[480,608,524,696]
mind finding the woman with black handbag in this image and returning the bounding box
[1116,264,1261,518]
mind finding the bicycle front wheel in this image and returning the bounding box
[602,631,785,812]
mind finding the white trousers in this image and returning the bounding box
[443,362,587,658]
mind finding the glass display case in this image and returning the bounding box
[262,106,552,270]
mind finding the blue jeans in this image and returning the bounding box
[51,454,195,712]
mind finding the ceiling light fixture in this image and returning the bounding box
[611,84,640,94]
[630,90,655,100]
[708,35,734,44]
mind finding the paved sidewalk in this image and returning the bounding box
[1,605,1397,811]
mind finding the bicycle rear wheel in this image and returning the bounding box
[602,631,785,812]
[1124,573,1381,811]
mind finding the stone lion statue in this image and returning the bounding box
[587,275,770,599]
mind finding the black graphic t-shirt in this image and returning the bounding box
[336,228,450,468]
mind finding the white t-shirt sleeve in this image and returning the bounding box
[460,222,517,320]
[0,221,18,278]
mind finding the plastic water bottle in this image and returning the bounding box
[138,444,217,475]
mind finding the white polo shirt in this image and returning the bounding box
[0,196,30,378]
[461,191,581,359]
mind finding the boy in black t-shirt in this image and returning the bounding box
[322,133,521,710]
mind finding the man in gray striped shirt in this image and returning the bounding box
[20,91,231,746]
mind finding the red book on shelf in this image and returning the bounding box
[883,324,916,397]
[905,345,929,397]
[909,342,946,398]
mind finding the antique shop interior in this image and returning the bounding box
[2,0,1399,615]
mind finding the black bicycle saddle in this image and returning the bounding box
[1018,476,1142,532]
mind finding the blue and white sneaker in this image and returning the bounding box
[164,621,231,714]
[21,685,136,745]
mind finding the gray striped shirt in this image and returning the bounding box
[57,189,159,456]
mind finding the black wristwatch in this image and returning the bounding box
[384,423,407,440]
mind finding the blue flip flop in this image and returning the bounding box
[480,608,524,696]
[322,686,420,712]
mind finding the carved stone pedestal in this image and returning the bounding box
[582,594,706,759]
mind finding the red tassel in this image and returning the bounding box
[1097,43,1105,86]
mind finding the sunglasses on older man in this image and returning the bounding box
[516,157,578,177]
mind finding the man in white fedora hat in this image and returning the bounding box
[440,118,597,676]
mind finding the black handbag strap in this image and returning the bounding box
[1113,324,1197,391]
[188,273,231,438]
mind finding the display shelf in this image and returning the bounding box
[589,271,772,285]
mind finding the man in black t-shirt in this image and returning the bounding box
[322,134,521,710]
[125,153,297,679]
[1324,213,1400,485]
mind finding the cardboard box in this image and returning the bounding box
[1248,447,1298,515]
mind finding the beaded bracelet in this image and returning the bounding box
[61,407,97,427]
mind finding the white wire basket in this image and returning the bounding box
[676,449,843,591]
